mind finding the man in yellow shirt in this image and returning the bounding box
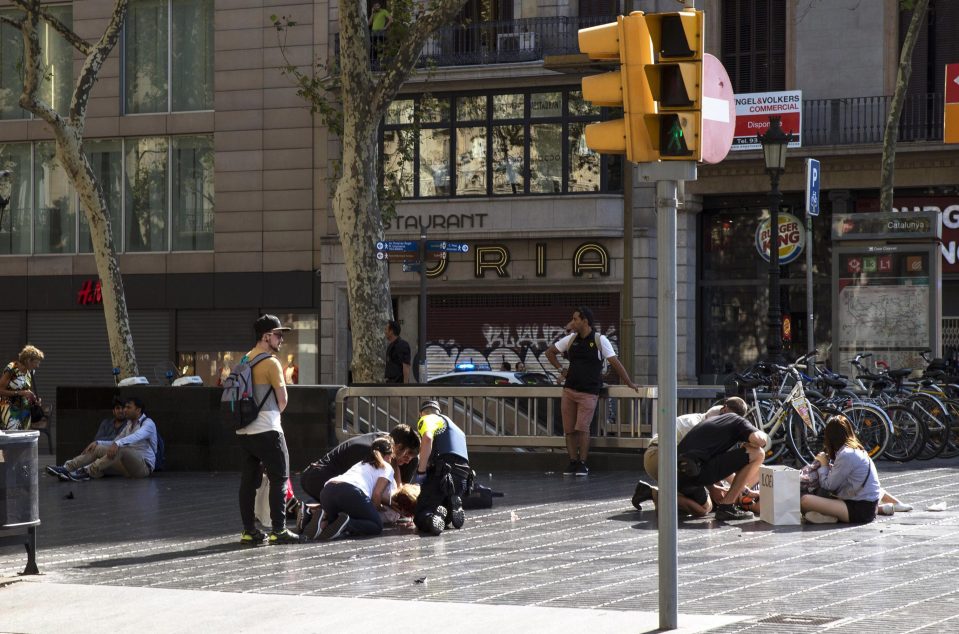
[369,2,392,65]
[237,314,300,545]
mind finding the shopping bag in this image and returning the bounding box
[759,465,802,525]
[254,476,271,527]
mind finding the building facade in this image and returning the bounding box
[0,0,957,423]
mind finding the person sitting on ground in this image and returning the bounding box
[412,400,472,536]
[95,397,128,442]
[313,436,396,541]
[632,398,751,517]
[296,425,421,536]
[47,397,157,481]
[800,415,884,524]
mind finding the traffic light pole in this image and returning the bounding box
[639,159,696,632]
[418,230,428,383]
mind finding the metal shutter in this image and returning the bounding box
[424,292,620,378]
[27,310,172,435]
[0,312,25,365]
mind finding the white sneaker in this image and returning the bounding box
[893,502,913,512]
[804,511,839,524]
[878,503,895,516]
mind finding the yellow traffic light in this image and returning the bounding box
[643,10,704,161]
[578,13,656,162]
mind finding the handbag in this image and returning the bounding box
[29,371,44,422]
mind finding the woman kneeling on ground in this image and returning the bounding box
[801,415,882,524]
[316,437,395,540]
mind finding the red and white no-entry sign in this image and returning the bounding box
[946,63,959,144]
[700,53,736,165]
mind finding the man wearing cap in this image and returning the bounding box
[236,314,300,545]
[412,400,472,535]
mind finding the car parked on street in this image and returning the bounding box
[428,370,555,386]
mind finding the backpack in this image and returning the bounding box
[153,432,166,472]
[221,352,275,429]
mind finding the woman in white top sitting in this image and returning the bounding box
[801,415,883,524]
[317,437,395,540]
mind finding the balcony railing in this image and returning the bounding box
[802,93,944,146]
[335,15,612,69]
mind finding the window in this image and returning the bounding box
[123,0,214,114]
[721,0,786,93]
[0,135,213,255]
[0,5,73,120]
[34,142,77,253]
[382,88,622,197]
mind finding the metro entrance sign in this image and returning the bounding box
[946,63,959,144]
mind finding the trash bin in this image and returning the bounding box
[0,430,40,575]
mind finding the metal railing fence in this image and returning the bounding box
[335,384,724,450]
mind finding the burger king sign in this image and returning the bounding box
[755,212,805,264]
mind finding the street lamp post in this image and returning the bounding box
[760,116,791,363]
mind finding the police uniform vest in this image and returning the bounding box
[564,330,605,395]
[417,413,469,462]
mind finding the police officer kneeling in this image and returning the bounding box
[412,400,472,535]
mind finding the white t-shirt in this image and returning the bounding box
[329,460,395,497]
[648,404,725,449]
[553,331,617,359]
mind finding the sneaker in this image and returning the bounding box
[563,461,578,476]
[448,496,465,529]
[714,503,754,521]
[240,529,267,546]
[632,481,654,510]
[302,508,325,541]
[893,502,913,513]
[425,507,447,536]
[294,503,307,534]
[804,511,839,524]
[66,467,92,482]
[45,465,70,479]
[268,528,301,545]
[574,462,589,477]
[318,514,350,541]
[878,503,895,516]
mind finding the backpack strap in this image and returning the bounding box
[248,353,276,410]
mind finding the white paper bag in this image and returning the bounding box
[254,477,271,527]
[759,465,802,525]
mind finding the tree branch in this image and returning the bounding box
[35,4,93,56]
[16,6,64,128]
[371,0,467,114]
[0,14,24,29]
[70,0,130,126]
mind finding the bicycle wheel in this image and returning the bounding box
[787,401,827,464]
[753,398,790,464]
[936,399,959,459]
[840,403,891,459]
[882,403,926,462]
[909,394,952,460]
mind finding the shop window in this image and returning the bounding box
[123,0,214,114]
[178,313,318,386]
[0,5,73,120]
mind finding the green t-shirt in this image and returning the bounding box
[371,9,390,32]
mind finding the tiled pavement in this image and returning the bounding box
[3,456,959,633]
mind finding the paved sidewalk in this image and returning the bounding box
[2,457,958,633]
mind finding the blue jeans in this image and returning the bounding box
[319,481,383,536]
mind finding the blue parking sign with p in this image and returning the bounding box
[805,158,821,217]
